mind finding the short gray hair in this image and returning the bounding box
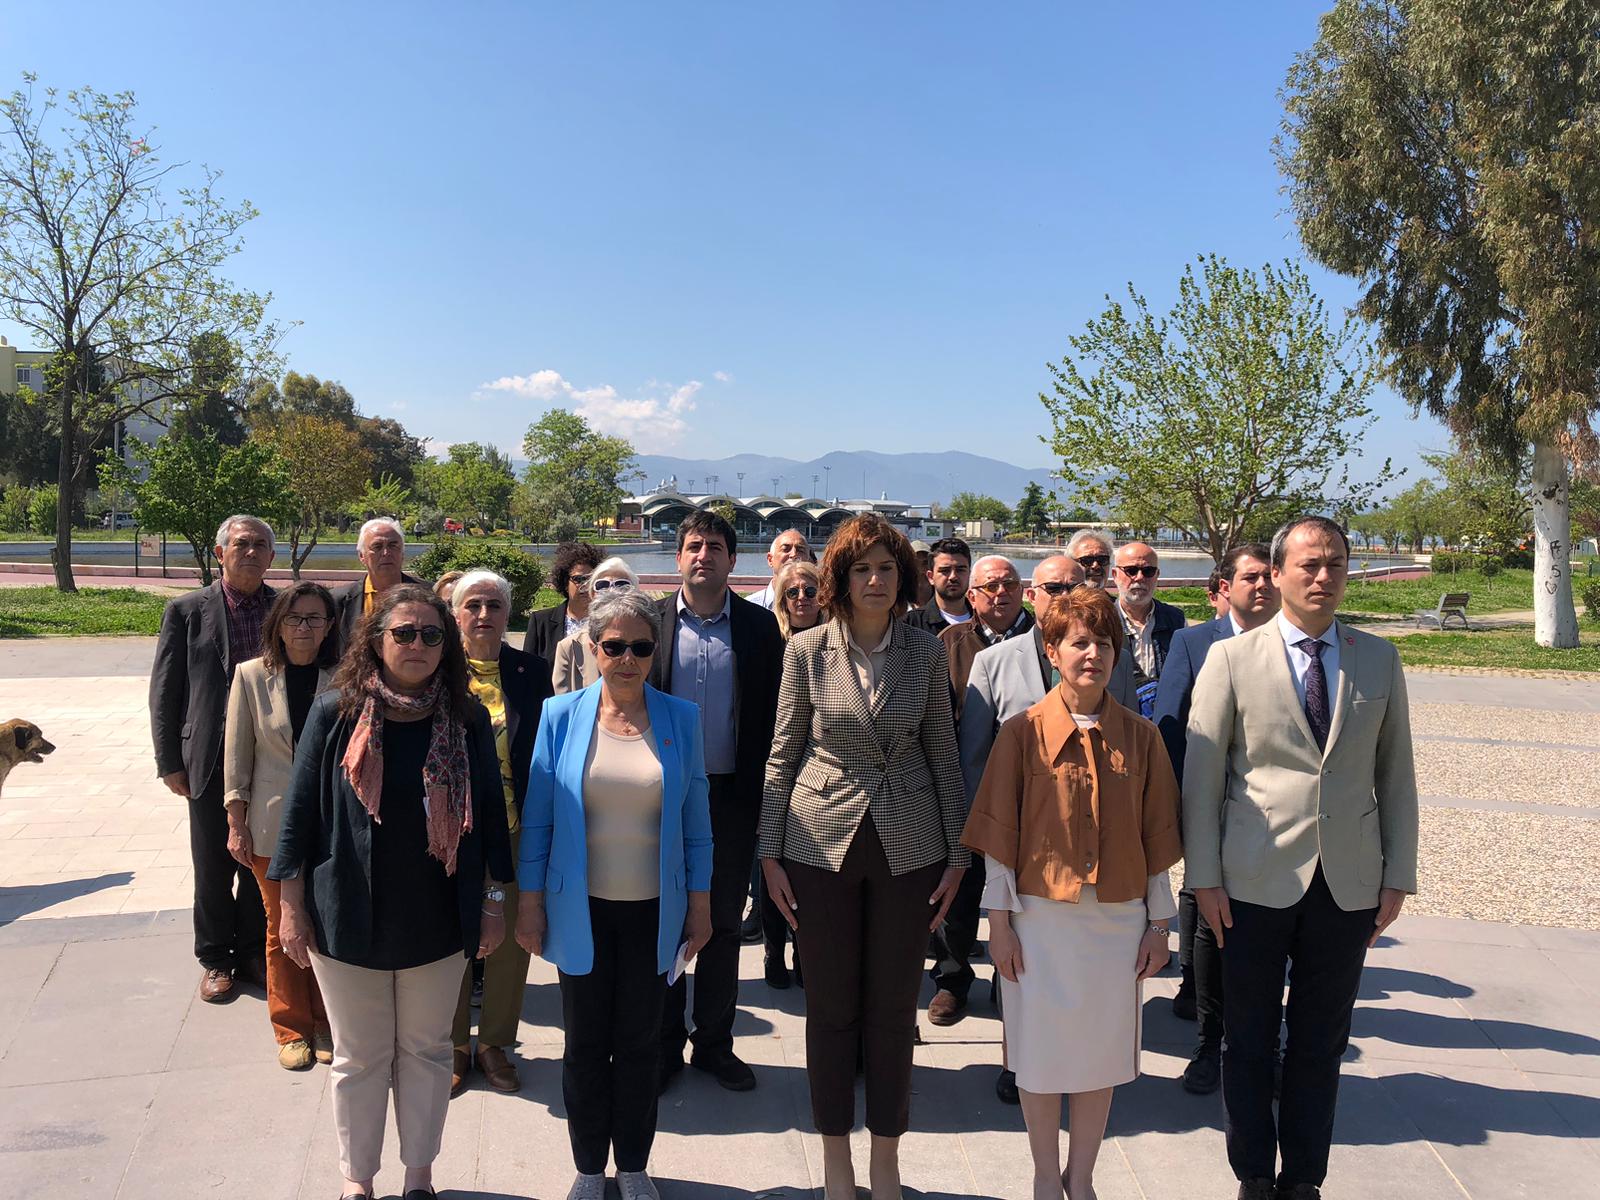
[587,588,661,644]
[215,515,275,553]
[1066,528,1116,558]
[451,569,512,610]
[592,555,640,585]
[358,517,405,553]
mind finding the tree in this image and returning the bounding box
[422,442,516,530]
[1013,482,1052,538]
[357,414,426,489]
[0,78,283,591]
[103,431,290,584]
[1279,0,1600,645]
[944,491,1012,527]
[520,409,634,525]
[164,332,248,446]
[1041,256,1391,561]
[262,415,373,577]
[347,473,415,526]
[1424,448,1530,559]
[0,388,60,485]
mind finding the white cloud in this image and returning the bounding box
[713,370,733,383]
[476,369,702,450]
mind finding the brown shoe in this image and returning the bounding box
[927,988,967,1026]
[450,1047,471,1097]
[199,967,235,1003]
[476,1044,521,1092]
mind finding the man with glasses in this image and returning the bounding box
[332,517,426,656]
[748,529,815,609]
[527,541,603,664]
[1111,541,1187,694]
[1066,528,1116,590]
[906,537,974,632]
[150,515,278,1004]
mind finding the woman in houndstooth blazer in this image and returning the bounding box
[759,513,969,1200]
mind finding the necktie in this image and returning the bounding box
[1297,637,1330,751]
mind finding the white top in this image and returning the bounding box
[1276,610,1341,709]
[564,611,587,638]
[1119,601,1158,679]
[938,606,972,625]
[749,584,776,609]
[1227,611,1246,637]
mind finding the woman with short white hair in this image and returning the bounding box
[552,556,640,694]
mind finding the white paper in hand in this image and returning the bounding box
[668,939,692,986]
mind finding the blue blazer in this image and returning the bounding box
[1152,615,1235,785]
[517,682,713,976]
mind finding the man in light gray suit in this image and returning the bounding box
[1184,517,1418,1200]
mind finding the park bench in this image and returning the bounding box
[1415,591,1472,630]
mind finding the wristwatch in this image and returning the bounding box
[482,887,506,904]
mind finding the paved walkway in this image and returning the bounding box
[0,638,1597,1198]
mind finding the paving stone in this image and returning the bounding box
[0,1073,160,1200]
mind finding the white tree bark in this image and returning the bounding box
[1531,438,1580,649]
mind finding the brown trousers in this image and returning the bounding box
[250,856,327,1045]
[784,819,944,1137]
[451,879,532,1050]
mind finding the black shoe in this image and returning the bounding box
[1237,1182,1276,1200]
[994,1068,1019,1105]
[739,912,762,943]
[1171,972,1197,1021]
[657,1054,684,1095]
[764,954,791,989]
[1276,1184,1321,1200]
[691,1048,756,1091]
[1181,1044,1221,1094]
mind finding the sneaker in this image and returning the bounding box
[277,1039,313,1070]
[994,1068,1019,1104]
[565,1173,605,1200]
[739,910,763,943]
[616,1170,661,1200]
[690,1048,756,1091]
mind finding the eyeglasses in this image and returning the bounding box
[591,578,633,592]
[383,625,445,647]
[1117,564,1159,578]
[282,614,329,629]
[973,577,1022,595]
[598,638,656,659]
[366,539,403,554]
[1075,554,1111,569]
[568,574,593,590]
[1033,581,1079,597]
[784,585,818,600]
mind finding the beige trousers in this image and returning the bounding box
[310,951,463,1180]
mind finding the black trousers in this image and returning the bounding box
[784,819,944,1137]
[188,782,265,970]
[1179,888,1225,1047]
[662,775,755,1060]
[927,860,986,1000]
[559,897,665,1175]
[1222,865,1376,1188]
[755,861,791,960]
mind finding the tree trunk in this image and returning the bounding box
[52,390,77,593]
[1531,437,1580,649]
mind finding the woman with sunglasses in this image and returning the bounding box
[270,584,515,1200]
[552,556,640,694]
[223,581,339,1070]
[515,588,712,1200]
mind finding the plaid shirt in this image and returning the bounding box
[220,579,268,677]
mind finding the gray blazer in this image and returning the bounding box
[759,619,971,875]
[1182,619,1419,912]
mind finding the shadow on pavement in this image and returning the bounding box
[0,871,133,925]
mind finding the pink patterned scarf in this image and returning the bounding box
[341,671,473,875]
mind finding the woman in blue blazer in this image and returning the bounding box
[515,588,712,1200]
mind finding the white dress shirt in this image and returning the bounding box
[1276,609,1341,710]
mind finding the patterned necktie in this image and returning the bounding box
[1297,637,1330,751]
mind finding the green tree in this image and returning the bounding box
[347,473,415,527]
[0,389,60,484]
[1424,448,1530,559]
[520,409,634,525]
[0,78,283,592]
[1041,256,1391,562]
[422,442,516,529]
[1013,482,1051,537]
[357,415,427,489]
[262,415,373,578]
[103,432,291,584]
[165,333,249,447]
[1279,0,1600,646]
[944,491,1012,527]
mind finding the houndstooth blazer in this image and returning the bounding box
[759,617,971,875]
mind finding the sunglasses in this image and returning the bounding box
[598,639,656,659]
[1075,554,1111,568]
[282,614,329,629]
[974,577,1022,595]
[383,624,445,647]
[784,585,819,600]
[1117,564,1159,578]
[1033,580,1080,597]
[591,578,633,592]
[567,574,593,590]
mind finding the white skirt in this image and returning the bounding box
[999,884,1146,1095]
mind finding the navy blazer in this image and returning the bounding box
[1151,614,1234,785]
[518,683,714,976]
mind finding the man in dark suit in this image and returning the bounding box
[523,540,601,664]
[1152,542,1278,1093]
[904,536,973,633]
[149,514,278,1003]
[331,517,425,655]
[1111,541,1187,695]
[649,511,784,1092]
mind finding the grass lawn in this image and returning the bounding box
[1386,628,1600,673]
[0,586,172,637]
[1163,568,1540,620]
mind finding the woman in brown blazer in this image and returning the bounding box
[760,513,968,1200]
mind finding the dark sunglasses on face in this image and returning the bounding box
[784,585,818,600]
[1033,580,1080,597]
[1117,564,1159,578]
[568,574,593,590]
[974,577,1022,595]
[282,613,329,629]
[591,577,633,592]
[382,624,445,647]
[1075,554,1111,568]
[598,638,656,659]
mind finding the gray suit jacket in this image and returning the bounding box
[1182,619,1419,912]
[760,619,970,875]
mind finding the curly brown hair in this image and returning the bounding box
[818,513,919,620]
[1036,584,1126,664]
[260,582,339,672]
[332,583,469,718]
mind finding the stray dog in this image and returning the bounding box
[0,720,55,796]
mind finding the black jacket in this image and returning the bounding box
[497,643,552,815]
[332,571,427,658]
[149,580,277,798]
[524,601,573,666]
[268,692,515,966]
[648,590,784,807]
[904,596,969,635]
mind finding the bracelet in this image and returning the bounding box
[482,908,504,917]
[1147,923,1170,937]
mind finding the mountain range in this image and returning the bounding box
[627,450,1058,506]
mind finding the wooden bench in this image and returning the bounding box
[1415,592,1471,630]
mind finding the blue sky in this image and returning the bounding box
[0,2,1447,492]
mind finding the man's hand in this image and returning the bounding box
[515,891,546,956]
[1194,886,1233,948]
[161,771,191,799]
[1371,888,1407,947]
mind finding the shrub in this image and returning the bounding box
[1583,581,1600,627]
[411,536,546,616]
[1429,551,1469,573]
[1480,556,1502,578]
[1502,545,1534,570]
[27,483,58,535]
[0,486,30,532]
